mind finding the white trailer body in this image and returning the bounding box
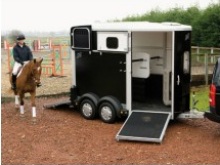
[70,22,192,143]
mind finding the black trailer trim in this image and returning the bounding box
[70,25,92,51]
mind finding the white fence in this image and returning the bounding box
[191,46,220,85]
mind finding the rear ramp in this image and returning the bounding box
[116,111,171,143]
[43,100,72,109]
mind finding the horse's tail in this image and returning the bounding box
[8,74,16,95]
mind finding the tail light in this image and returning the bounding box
[209,84,216,107]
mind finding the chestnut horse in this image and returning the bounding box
[10,57,43,120]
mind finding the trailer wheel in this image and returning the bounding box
[80,99,97,120]
[99,102,116,123]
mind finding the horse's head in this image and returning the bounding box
[32,57,43,86]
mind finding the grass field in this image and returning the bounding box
[191,86,209,112]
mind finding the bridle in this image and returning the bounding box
[31,65,42,86]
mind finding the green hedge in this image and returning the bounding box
[122,4,220,47]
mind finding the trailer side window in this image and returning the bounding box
[73,28,90,49]
[106,37,118,49]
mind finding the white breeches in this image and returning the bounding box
[12,62,22,75]
[12,61,28,75]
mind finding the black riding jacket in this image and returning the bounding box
[13,43,33,64]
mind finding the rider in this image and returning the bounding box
[11,34,33,90]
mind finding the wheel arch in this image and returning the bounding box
[78,92,100,108]
[98,95,123,118]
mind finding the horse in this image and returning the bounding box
[10,57,43,121]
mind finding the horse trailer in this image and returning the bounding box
[69,22,200,143]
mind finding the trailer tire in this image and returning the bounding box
[80,99,97,120]
[99,102,117,124]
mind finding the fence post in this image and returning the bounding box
[196,47,200,62]
[196,47,200,54]
[4,40,8,49]
[211,47,214,54]
[210,47,214,63]
[7,45,14,73]
[51,45,64,76]
[204,53,209,85]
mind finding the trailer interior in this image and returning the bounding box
[132,32,172,113]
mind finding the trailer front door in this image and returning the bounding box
[173,31,191,115]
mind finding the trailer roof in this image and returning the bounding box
[91,22,192,32]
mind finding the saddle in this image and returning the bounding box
[16,64,25,78]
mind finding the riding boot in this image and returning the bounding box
[37,82,42,87]
[11,74,17,90]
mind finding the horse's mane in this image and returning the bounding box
[17,60,33,78]
[18,58,43,77]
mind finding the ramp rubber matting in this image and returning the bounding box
[116,111,171,143]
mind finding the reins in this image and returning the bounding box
[20,59,42,86]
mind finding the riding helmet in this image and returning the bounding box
[17,34,26,40]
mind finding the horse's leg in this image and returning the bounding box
[30,91,37,123]
[19,93,25,118]
[14,91,19,109]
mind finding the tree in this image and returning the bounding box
[8,30,22,44]
[121,4,220,47]
[194,4,220,47]
[1,34,6,48]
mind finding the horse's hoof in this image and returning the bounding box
[32,117,37,125]
[20,113,25,119]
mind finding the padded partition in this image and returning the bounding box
[132,52,150,78]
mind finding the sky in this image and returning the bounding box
[1,0,219,32]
